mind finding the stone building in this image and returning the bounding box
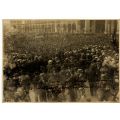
[5,20,119,34]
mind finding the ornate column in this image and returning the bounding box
[107,21,111,34]
[77,21,81,33]
[55,21,57,33]
[66,23,68,33]
[43,24,45,33]
[104,20,108,34]
[84,20,90,34]
[75,21,78,33]
[71,22,73,33]
[91,20,96,33]
[60,23,63,33]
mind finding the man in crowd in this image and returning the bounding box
[4,35,119,102]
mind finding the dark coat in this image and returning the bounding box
[88,62,98,82]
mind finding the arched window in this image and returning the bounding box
[68,24,72,33]
[63,24,67,32]
[51,24,54,33]
[41,25,44,33]
[96,20,104,33]
[72,23,76,32]
[57,24,60,32]
[80,20,85,33]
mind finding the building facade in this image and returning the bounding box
[8,20,119,34]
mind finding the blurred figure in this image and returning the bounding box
[88,59,98,96]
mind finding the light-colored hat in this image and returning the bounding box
[48,60,53,64]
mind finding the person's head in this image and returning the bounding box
[77,69,83,74]
[30,84,34,89]
[114,75,119,83]
[100,73,107,80]
[48,59,53,65]
[39,73,44,77]
[92,59,97,63]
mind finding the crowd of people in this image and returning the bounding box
[3,34,119,102]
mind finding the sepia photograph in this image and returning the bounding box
[3,20,119,102]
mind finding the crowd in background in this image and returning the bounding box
[3,34,119,102]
